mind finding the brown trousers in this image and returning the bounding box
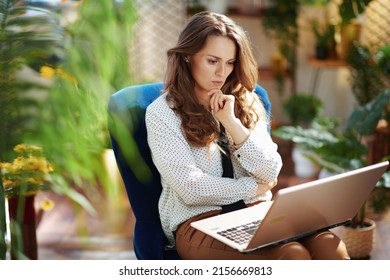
[175,204,350,260]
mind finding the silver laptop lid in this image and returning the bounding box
[246,161,389,251]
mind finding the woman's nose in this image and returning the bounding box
[215,64,225,77]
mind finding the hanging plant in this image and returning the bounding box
[347,42,385,105]
[262,0,300,95]
[339,0,372,27]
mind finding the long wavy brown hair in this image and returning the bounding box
[164,11,263,147]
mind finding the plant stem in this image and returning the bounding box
[359,202,366,225]
[0,176,7,260]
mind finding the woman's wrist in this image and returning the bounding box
[233,133,250,149]
[255,179,278,196]
[222,117,250,147]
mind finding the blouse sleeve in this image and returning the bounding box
[231,119,283,185]
[145,103,259,207]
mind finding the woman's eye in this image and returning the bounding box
[208,59,217,64]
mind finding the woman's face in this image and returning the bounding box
[189,35,237,108]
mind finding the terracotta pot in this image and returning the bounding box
[338,22,361,60]
[332,218,376,259]
[315,45,329,60]
[7,195,38,260]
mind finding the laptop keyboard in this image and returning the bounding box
[217,220,262,245]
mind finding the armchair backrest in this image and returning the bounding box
[107,82,271,259]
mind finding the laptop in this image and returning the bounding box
[191,161,389,253]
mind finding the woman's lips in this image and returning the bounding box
[212,81,223,87]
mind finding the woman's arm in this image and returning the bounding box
[211,90,283,188]
[145,100,259,207]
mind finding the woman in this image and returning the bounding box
[145,11,349,260]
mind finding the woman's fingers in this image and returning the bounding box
[255,179,278,196]
[208,90,233,112]
[208,90,223,111]
[269,179,278,188]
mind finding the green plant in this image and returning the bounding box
[338,0,372,27]
[311,20,335,47]
[347,42,390,124]
[299,0,330,5]
[375,43,390,78]
[0,0,65,260]
[376,44,390,123]
[186,0,206,15]
[273,116,339,149]
[29,0,139,214]
[346,89,390,135]
[262,0,300,95]
[310,17,336,59]
[0,0,138,259]
[317,90,390,227]
[282,93,323,127]
[0,0,64,161]
[347,43,385,104]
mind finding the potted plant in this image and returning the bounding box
[275,93,323,177]
[283,93,323,127]
[273,115,339,178]
[337,0,371,60]
[0,144,54,259]
[310,18,336,59]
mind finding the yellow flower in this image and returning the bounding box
[39,65,78,85]
[14,144,42,153]
[40,199,55,211]
[1,144,54,198]
[40,65,56,79]
[2,179,17,189]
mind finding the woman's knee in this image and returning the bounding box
[302,231,350,260]
[276,242,311,260]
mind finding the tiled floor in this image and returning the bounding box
[29,141,390,260]
[35,189,137,260]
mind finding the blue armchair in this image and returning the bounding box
[107,82,271,260]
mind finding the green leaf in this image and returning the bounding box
[272,124,338,149]
[346,90,390,135]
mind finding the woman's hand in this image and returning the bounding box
[208,89,250,147]
[255,179,278,196]
[208,89,235,122]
